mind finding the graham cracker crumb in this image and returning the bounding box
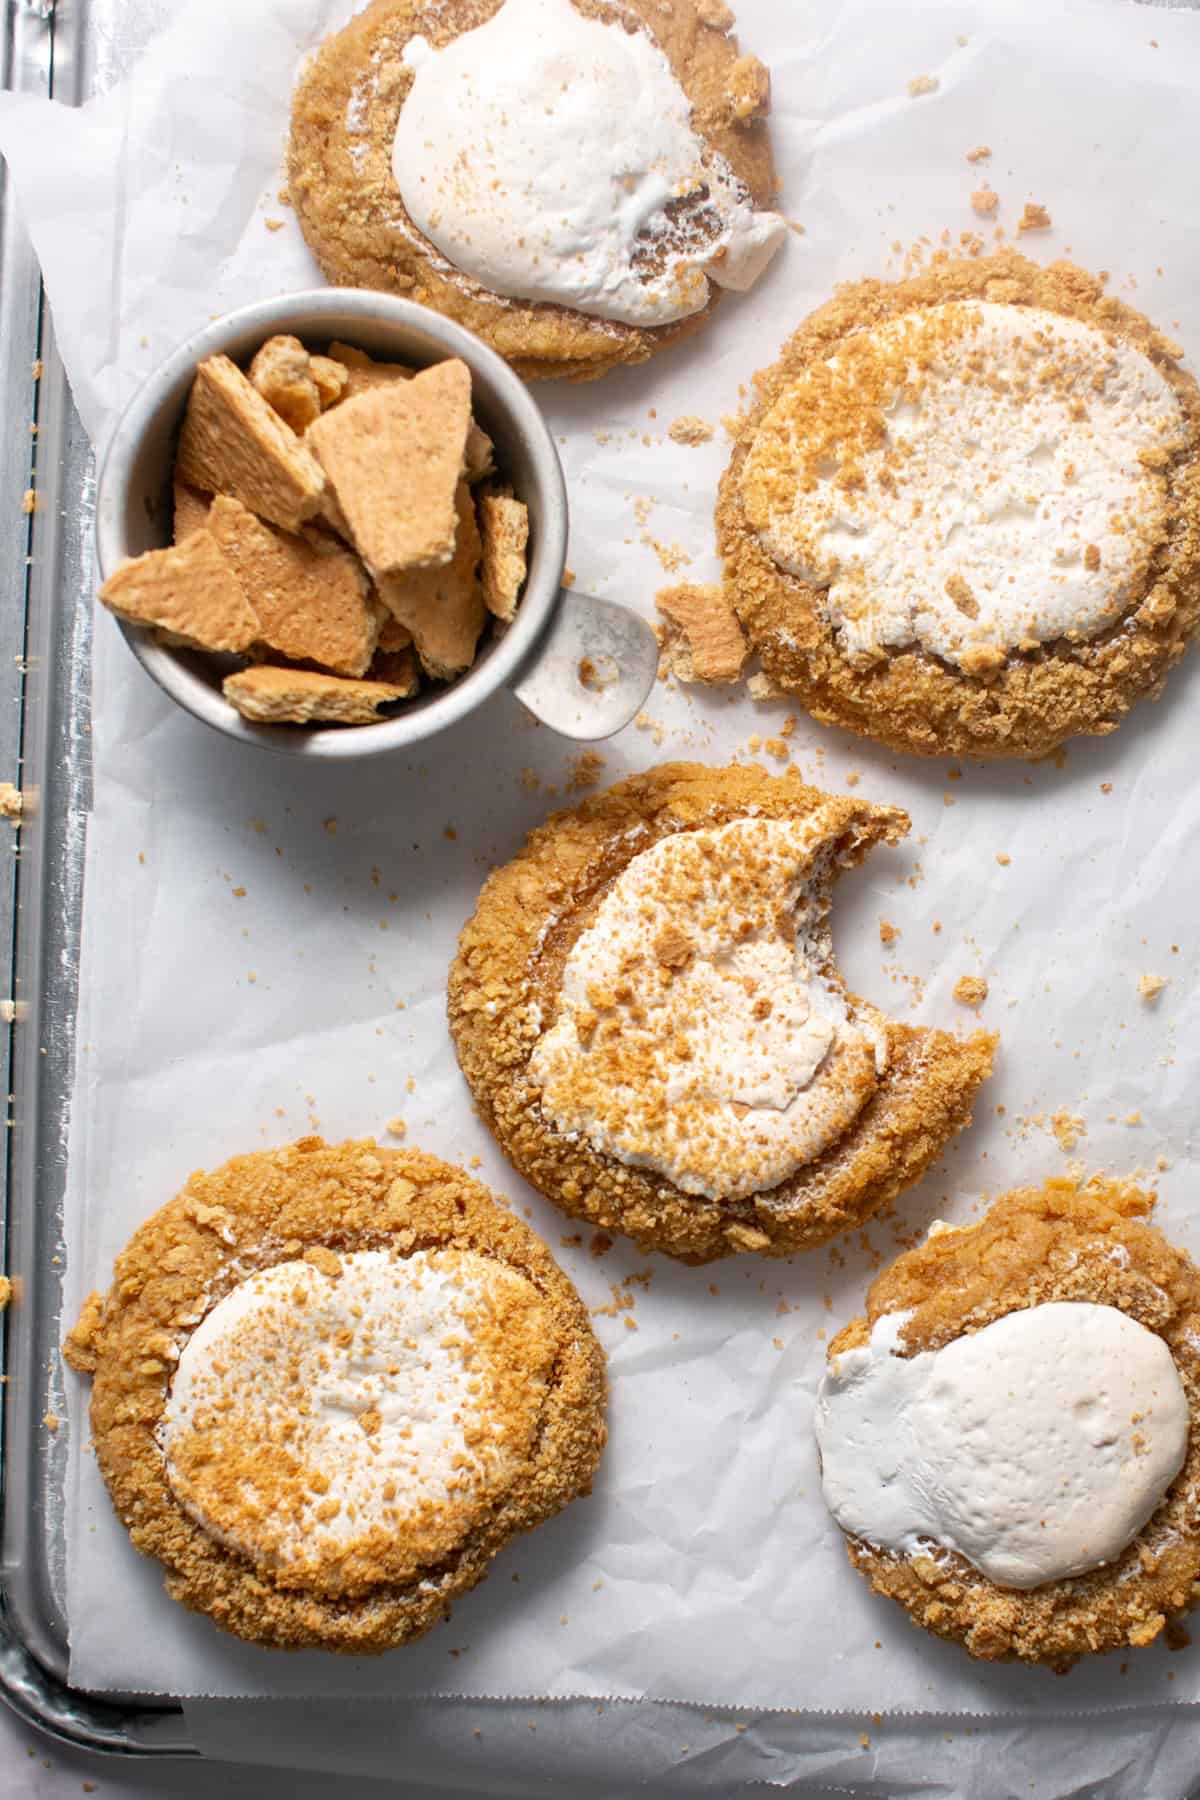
[0,1275,11,1311]
[0,783,23,821]
[1138,973,1167,1004]
[966,145,992,163]
[668,415,716,446]
[21,488,39,515]
[953,975,988,1009]
[43,1411,59,1433]
[1017,202,1053,235]
[879,920,900,946]
[971,188,999,216]
[1050,1108,1085,1152]
[566,751,605,793]
[908,74,940,97]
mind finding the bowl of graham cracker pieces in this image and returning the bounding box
[94,291,659,756]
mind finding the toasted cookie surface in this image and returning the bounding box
[288,0,780,380]
[65,1138,606,1652]
[717,251,1200,758]
[449,763,994,1261]
[819,1177,1200,1669]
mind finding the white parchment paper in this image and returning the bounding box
[3,0,1200,1725]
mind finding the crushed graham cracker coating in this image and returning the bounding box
[66,1138,606,1653]
[716,249,1200,758]
[828,1176,1200,1669]
[448,763,995,1263]
[287,0,779,383]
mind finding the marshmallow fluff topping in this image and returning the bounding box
[528,814,886,1200]
[816,1300,1190,1589]
[162,1248,553,1592]
[741,302,1184,670]
[391,0,786,327]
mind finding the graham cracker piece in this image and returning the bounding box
[176,354,327,534]
[478,488,529,621]
[325,342,493,480]
[99,531,259,653]
[378,481,485,679]
[308,360,472,578]
[655,582,747,683]
[206,496,379,677]
[249,335,326,433]
[311,355,349,411]
[173,478,211,544]
[223,664,416,725]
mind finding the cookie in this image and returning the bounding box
[816,1177,1200,1669]
[64,1138,607,1653]
[449,763,995,1262]
[288,0,782,381]
[716,251,1200,758]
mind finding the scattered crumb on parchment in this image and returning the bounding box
[953,974,988,1009]
[566,750,605,792]
[1017,201,1053,234]
[966,144,992,163]
[879,920,900,946]
[1138,973,1167,1004]
[971,188,999,215]
[668,415,715,447]
[747,670,784,700]
[908,73,939,96]
[264,217,286,233]
[0,783,23,821]
[995,853,1011,867]
[1050,1109,1085,1152]
[386,1117,407,1139]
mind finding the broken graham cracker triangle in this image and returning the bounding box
[325,343,494,481]
[176,354,327,535]
[99,530,259,653]
[478,489,529,622]
[379,481,485,679]
[655,582,747,683]
[206,495,380,678]
[223,663,417,726]
[249,334,348,433]
[307,360,473,580]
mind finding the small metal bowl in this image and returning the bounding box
[93,290,658,757]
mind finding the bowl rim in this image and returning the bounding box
[93,288,569,760]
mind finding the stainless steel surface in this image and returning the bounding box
[0,0,193,1759]
[96,286,658,756]
[512,587,659,739]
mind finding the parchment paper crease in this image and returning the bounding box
[2,0,1200,1723]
